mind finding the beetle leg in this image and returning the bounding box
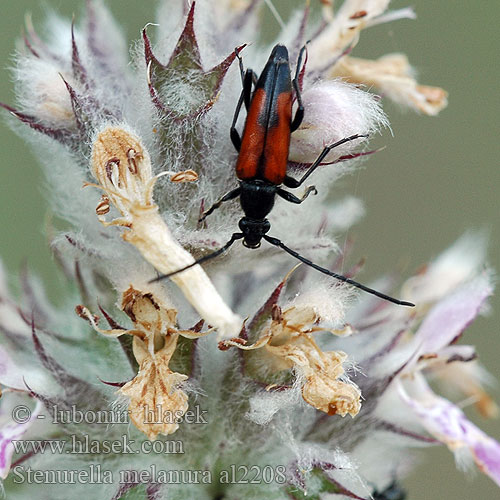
[235,47,258,105]
[199,187,241,223]
[277,186,317,204]
[150,233,244,283]
[235,46,246,82]
[282,175,300,188]
[235,46,258,89]
[291,44,307,132]
[287,134,368,187]
[244,70,257,108]
[230,92,244,151]
[262,235,414,307]
[230,70,254,151]
[290,86,304,132]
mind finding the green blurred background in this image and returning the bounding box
[0,1,498,498]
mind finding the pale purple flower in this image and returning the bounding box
[0,397,42,479]
[398,375,500,487]
[407,274,493,370]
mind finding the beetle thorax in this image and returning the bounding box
[238,180,275,248]
[239,179,277,220]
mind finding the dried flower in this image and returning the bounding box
[79,285,213,439]
[308,0,448,114]
[89,126,242,339]
[221,278,360,417]
[0,1,497,499]
[333,54,448,115]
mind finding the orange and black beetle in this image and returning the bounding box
[154,44,413,307]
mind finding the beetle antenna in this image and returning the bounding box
[149,233,244,283]
[263,234,415,307]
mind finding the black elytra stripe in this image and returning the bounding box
[256,44,292,129]
[254,44,292,178]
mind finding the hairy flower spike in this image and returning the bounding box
[0,1,497,499]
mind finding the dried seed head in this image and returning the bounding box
[120,334,189,439]
[308,0,394,66]
[121,286,177,335]
[91,127,154,217]
[77,286,216,438]
[300,350,361,417]
[265,307,361,417]
[223,304,361,416]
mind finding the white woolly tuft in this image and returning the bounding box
[290,279,355,327]
[289,80,389,163]
[13,56,75,127]
[246,382,304,426]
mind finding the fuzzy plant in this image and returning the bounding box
[0,1,498,499]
